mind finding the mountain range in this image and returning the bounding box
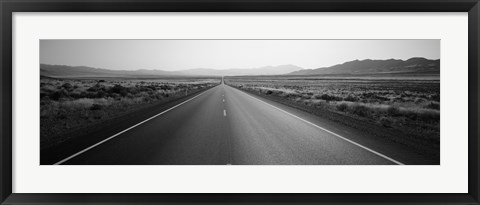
[288,57,439,75]
[40,64,181,78]
[40,64,303,78]
[40,57,439,78]
[182,65,303,76]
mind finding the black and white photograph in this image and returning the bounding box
[39,39,440,165]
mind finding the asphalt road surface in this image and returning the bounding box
[57,81,409,165]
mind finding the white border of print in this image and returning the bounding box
[12,12,467,193]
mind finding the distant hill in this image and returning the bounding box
[288,58,440,75]
[40,64,182,78]
[40,64,303,78]
[183,65,303,76]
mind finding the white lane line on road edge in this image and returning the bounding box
[224,110,227,117]
[237,89,404,165]
[54,90,210,165]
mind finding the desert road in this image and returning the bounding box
[50,81,419,165]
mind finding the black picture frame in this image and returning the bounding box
[1,0,479,204]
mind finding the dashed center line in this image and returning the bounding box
[223,99,225,102]
[223,110,227,116]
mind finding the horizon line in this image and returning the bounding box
[40,56,440,72]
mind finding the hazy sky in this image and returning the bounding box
[40,40,439,71]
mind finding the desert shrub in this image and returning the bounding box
[362,92,375,98]
[311,100,326,107]
[69,90,84,99]
[398,108,440,121]
[50,90,69,101]
[127,87,138,94]
[87,84,106,92]
[147,90,155,96]
[153,94,163,100]
[415,98,426,103]
[146,85,157,91]
[110,93,122,100]
[90,104,102,110]
[142,96,152,102]
[430,94,440,101]
[126,93,134,99]
[56,111,68,119]
[62,98,94,109]
[86,85,96,92]
[386,106,399,116]
[417,109,440,121]
[314,94,342,101]
[393,97,405,102]
[343,95,358,102]
[400,91,413,98]
[286,93,301,98]
[96,90,107,98]
[84,92,97,98]
[336,102,348,112]
[275,90,297,98]
[372,95,390,101]
[378,116,393,127]
[351,103,369,117]
[302,94,312,99]
[61,83,74,91]
[109,84,129,97]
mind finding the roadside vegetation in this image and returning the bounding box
[40,77,221,148]
[225,75,440,159]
